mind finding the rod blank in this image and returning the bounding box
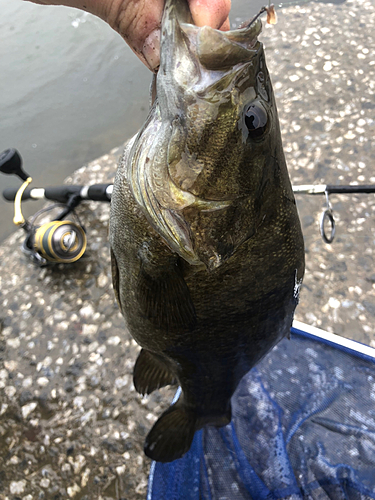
[292,184,375,195]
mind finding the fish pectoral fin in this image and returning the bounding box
[144,404,196,462]
[136,259,197,331]
[133,349,176,395]
[110,248,121,309]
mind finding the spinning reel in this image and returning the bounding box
[0,148,86,266]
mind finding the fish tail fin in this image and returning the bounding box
[133,349,176,395]
[144,404,196,462]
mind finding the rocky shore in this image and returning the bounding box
[0,0,374,498]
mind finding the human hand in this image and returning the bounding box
[24,0,231,71]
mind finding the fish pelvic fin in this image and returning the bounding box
[144,404,196,463]
[133,349,176,395]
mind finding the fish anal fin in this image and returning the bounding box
[144,404,196,463]
[133,349,176,395]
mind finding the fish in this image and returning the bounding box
[109,0,305,463]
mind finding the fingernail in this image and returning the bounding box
[142,29,160,71]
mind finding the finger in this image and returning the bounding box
[106,0,164,71]
[187,0,231,29]
[219,17,231,31]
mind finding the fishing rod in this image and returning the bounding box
[1,148,374,265]
[292,184,375,244]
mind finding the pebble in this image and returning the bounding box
[5,386,16,398]
[97,273,109,288]
[81,468,91,487]
[116,465,126,475]
[37,377,49,387]
[69,454,86,474]
[10,480,26,494]
[115,376,129,389]
[79,304,95,319]
[6,338,20,349]
[40,478,50,488]
[108,335,121,346]
[328,298,341,309]
[22,402,37,419]
[67,483,81,497]
[4,360,17,371]
[81,324,98,336]
[73,396,86,408]
[22,377,33,388]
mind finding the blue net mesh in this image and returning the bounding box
[147,327,375,500]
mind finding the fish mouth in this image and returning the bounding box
[161,0,263,72]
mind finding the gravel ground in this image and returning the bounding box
[0,0,374,498]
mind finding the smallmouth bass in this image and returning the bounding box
[110,0,305,463]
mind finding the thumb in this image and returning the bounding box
[187,0,231,30]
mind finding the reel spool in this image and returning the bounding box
[34,220,86,263]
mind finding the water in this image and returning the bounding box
[0,0,152,242]
[0,0,337,242]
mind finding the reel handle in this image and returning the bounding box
[0,148,30,181]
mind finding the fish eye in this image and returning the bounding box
[244,102,268,139]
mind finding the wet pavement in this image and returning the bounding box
[0,0,374,498]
